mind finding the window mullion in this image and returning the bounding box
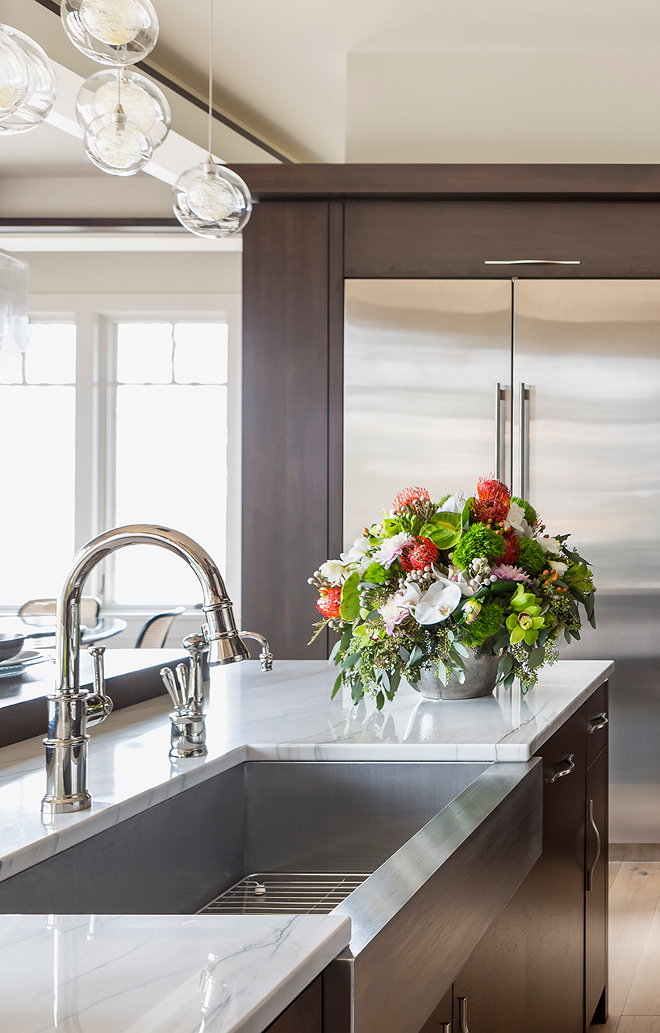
[73,308,96,554]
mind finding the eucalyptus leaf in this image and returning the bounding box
[410,645,424,666]
[529,646,545,667]
[351,677,364,705]
[376,691,385,711]
[437,660,447,685]
[331,673,343,699]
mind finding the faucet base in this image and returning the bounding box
[41,790,92,814]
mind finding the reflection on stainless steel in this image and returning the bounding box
[344,280,512,545]
[239,630,274,671]
[42,525,253,814]
[514,280,660,841]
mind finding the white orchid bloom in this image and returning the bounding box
[504,501,532,539]
[374,532,412,569]
[319,559,347,582]
[398,582,423,609]
[415,577,462,626]
[448,564,476,597]
[341,536,372,571]
[440,491,466,515]
[549,559,569,574]
[537,535,563,555]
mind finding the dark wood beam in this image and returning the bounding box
[229,164,660,201]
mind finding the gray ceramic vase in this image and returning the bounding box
[414,644,500,701]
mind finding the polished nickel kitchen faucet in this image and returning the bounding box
[42,524,261,815]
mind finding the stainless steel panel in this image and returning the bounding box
[344,280,512,546]
[514,280,660,843]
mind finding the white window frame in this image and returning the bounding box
[19,292,242,622]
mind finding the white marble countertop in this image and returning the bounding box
[0,912,350,1033]
[0,656,612,1033]
[0,658,613,885]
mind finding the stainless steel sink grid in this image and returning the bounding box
[198,872,370,915]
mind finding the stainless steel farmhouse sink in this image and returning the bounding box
[0,760,542,1033]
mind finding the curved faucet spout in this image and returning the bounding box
[57,524,248,696]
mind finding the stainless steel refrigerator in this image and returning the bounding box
[345,278,660,850]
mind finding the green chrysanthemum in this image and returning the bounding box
[452,524,505,570]
[464,602,504,647]
[516,537,547,577]
[511,496,537,527]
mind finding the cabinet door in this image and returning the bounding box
[454,703,587,1033]
[585,746,608,1027]
[265,977,322,1033]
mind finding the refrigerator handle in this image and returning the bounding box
[494,383,507,482]
[519,383,531,499]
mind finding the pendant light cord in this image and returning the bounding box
[207,0,213,161]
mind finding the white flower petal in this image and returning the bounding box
[440,491,466,514]
[319,559,346,582]
[415,577,462,625]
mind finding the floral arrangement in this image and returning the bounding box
[309,479,596,708]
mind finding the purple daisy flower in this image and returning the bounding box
[491,564,531,583]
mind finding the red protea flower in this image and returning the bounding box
[501,527,520,565]
[316,585,341,620]
[392,486,431,514]
[399,536,439,571]
[472,476,511,523]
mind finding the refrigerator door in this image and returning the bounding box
[514,279,660,846]
[344,279,512,548]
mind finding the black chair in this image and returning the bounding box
[135,606,185,648]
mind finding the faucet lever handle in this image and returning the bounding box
[183,634,206,711]
[87,646,113,727]
[175,662,191,704]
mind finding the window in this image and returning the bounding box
[0,324,76,603]
[0,299,240,613]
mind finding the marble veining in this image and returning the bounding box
[0,658,613,884]
[0,912,350,1033]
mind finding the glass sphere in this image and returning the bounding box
[61,0,158,65]
[77,68,170,148]
[172,162,252,238]
[84,110,153,176]
[0,30,29,117]
[0,25,57,135]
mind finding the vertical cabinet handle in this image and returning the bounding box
[494,383,507,482]
[587,713,608,734]
[518,383,530,499]
[457,997,470,1033]
[586,798,601,891]
[545,753,575,784]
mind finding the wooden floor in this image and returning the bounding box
[590,862,660,1032]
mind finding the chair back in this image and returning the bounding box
[135,607,185,649]
[19,597,101,627]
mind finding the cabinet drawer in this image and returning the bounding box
[586,682,609,767]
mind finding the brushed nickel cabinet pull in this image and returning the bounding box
[484,260,581,265]
[545,753,575,783]
[586,798,601,891]
[587,713,608,734]
[457,996,470,1033]
[494,383,507,481]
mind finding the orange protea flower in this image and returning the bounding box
[400,536,439,571]
[316,585,341,620]
[392,486,431,514]
[472,476,511,523]
[501,526,520,565]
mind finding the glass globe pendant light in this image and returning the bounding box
[77,66,170,150]
[61,0,158,65]
[84,67,152,175]
[172,0,251,239]
[0,25,57,135]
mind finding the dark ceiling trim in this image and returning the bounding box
[32,0,292,164]
[0,217,184,232]
[226,163,660,201]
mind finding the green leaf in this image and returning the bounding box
[363,561,388,584]
[499,653,514,677]
[530,646,545,667]
[376,690,385,711]
[328,639,342,663]
[339,571,360,621]
[409,645,424,666]
[453,641,469,658]
[341,652,361,671]
[419,512,463,551]
[331,673,343,699]
[399,646,410,662]
[437,660,448,685]
[351,678,363,705]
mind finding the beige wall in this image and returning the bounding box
[346,52,660,162]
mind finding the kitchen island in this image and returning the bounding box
[0,658,613,1033]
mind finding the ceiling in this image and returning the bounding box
[2,0,660,219]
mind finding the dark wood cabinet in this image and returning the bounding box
[451,683,609,1033]
[265,977,322,1033]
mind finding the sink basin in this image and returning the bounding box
[0,759,542,1033]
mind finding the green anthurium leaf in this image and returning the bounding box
[419,512,463,550]
[339,571,360,621]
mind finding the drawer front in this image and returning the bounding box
[586,682,609,768]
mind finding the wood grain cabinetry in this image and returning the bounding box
[449,683,609,1033]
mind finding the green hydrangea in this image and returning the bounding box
[517,537,547,577]
[452,524,505,569]
[511,496,537,527]
[464,602,504,647]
